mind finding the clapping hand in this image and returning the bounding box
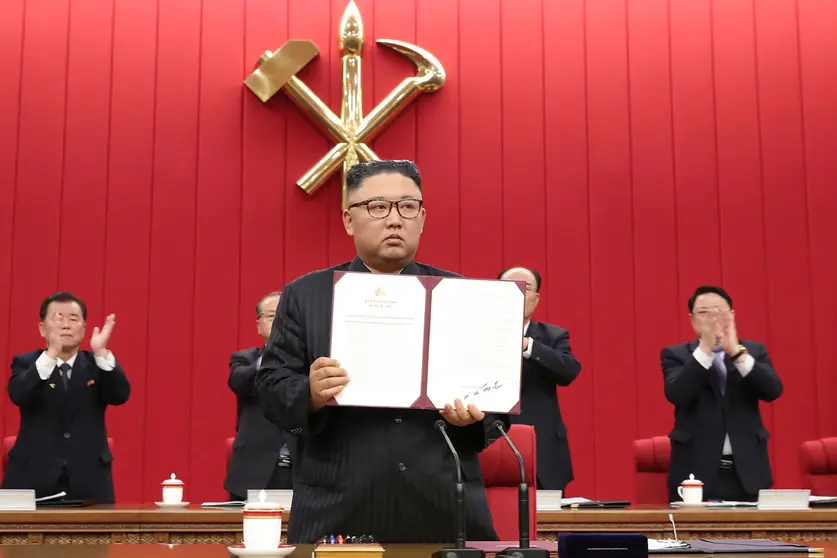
[90,314,116,357]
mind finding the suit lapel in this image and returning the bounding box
[64,353,90,417]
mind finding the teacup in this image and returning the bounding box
[243,490,283,549]
[677,473,704,504]
[162,473,184,504]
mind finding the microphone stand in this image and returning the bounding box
[493,421,549,558]
[432,420,486,558]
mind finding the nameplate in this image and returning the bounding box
[0,489,36,511]
[315,543,385,558]
[559,533,648,558]
[247,489,292,509]
[757,489,810,510]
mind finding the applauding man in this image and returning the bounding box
[662,286,782,503]
[2,292,130,503]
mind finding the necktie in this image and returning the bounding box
[712,348,727,395]
[58,363,71,390]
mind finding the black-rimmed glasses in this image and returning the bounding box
[347,198,423,219]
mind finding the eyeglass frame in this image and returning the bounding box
[346,198,424,220]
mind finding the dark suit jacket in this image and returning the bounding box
[2,349,130,503]
[256,257,508,544]
[662,340,783,498]
[510,321,581,490]
[224,347,295,497]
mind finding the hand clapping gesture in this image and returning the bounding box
[91,314,116,357]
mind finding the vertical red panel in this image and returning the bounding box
[240,3,289,350]
[415,0,459,272]
[669,0,721,339]
[499,0,546,274]
[283,0,331,281]
[190,0,245,502]
[626,0,679,441]
[143,0,202,501]
[711,0,774,458]
[5,0,71,435]
[798,0,837,438]
[60,0,114,319]
[371,0,416,163]
[0,0,25,439]
[104,0,158,503]
[754,0,816,488]
[458,0,503,279]
[542,0,594,497]
[585,0,636,500]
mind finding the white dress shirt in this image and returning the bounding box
[691,346,755,456]
[35,350,116,381]
[522,320,534,359]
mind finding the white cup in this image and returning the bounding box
[243,490,283,550]
[677,474,704,504]
[161,473,184,504]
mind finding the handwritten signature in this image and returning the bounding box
[462,381,502,402]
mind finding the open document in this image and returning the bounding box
[329,272,525,413]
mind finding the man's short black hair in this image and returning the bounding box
[498,267,542,292]
[688,285,733,312]
[256,291,282,318]
[345,160,422,194]
[40,292,87,321]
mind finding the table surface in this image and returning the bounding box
[0,543,830,558]
[1,504,835,525]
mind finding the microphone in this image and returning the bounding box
[493,420,549,558]
[432,420,485,558]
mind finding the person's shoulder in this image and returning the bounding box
[741,339,767,354]
[536,322,569,339]
[661,341,692,357]
[412,261,461,278]
[232,347,260,360]
[12,349,44,366]
[285,262,353,293]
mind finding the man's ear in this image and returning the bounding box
[342,209,354,236]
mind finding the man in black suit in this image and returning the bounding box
[662,286,783,502]
[224,291,295,501]
[3,292,130,503]
[498,267,581,492]
[256,160,507,544]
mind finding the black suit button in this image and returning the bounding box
[394,417,403,424]
[397,462,406,472]
[63,432,71,439]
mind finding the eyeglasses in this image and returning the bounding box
[51,313,83,325]
[259,313,276,320]
[347,198,423,220]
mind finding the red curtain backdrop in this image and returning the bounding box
[0,0,835,505]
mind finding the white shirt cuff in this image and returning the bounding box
[734,353,755,377]
[522,338,534,359]
[256,355,263,369]
[692,347,714,369]
[95,352,116,371]
[35,352,57,380]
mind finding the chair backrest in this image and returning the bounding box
[2,435,114,476]
[477,424,537,541]
[633,436,670,505]
[800,437,837,496]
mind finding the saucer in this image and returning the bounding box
[154,501,190,509]
[227,545,295,557]
[670,501,709,507]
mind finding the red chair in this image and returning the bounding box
[800,437,837,495]
[478,425,537,541]
[633,436,671,505]
[3,435,114,474]
[226,437,235,469]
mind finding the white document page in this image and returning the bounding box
[425,278,524,412]
[330,273,427,408]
